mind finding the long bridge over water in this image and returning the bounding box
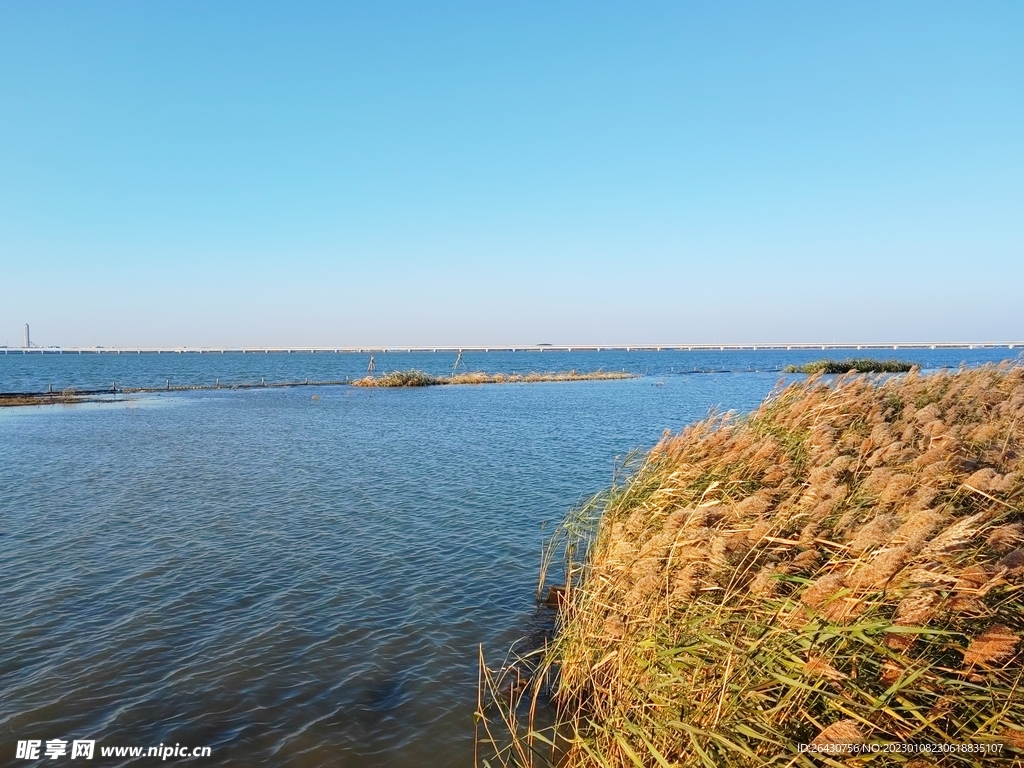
[1,342,1020,354]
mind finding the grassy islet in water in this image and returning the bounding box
[783,358,916,374]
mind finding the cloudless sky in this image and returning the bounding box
[1,2,1021,347]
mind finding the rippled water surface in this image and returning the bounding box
[1,349,1018,766]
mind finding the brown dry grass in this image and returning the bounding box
[478,365,1024,767]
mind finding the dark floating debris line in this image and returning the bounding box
[0,378,351,403]
[118,378,352,393]
[674,367,783,374]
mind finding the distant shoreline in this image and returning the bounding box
[0,370,636,407]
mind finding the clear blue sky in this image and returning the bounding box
[1,2,1021,347]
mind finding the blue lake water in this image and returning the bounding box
[1,346,1019,393]
[1,348,1019,767]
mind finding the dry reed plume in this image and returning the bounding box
[478,365,1024,767]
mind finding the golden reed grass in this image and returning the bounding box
[478,365,1024,767]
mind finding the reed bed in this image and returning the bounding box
[784,359,916,374]
[478,365,1024,767]
[352,370,634,387]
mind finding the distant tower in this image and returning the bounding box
[23,323,30,349]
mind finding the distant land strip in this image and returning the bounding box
[2,342,1021,354]
[0,370,636,406]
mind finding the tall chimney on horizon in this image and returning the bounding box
[23,323,30,349]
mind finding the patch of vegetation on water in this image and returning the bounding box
[783,357,915,374]
[351,370,634,387]
[352,370,441,387]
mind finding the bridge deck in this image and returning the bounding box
[2,343,1019,354]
